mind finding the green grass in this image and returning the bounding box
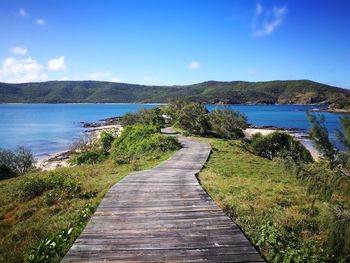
[0,152,173,263]
[198,138,332,262]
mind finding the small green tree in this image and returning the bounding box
[163,98,188,121]
[0,146,35,174]
[121,107,165,130]
[99,131,115,153]
[251,132,313,164]
[209,107,248,139]
[306,113,350,261]
[307,113,338,163]
[14,146,35,173]
[0,149,16,170]
[335,116,350,151]
[176,102,210,136]
[0,164,16,180]
[335,116,350,168]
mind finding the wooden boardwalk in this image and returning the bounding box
[62,128,264,262]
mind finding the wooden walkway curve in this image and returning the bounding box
[62,128,264,262]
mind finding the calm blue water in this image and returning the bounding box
[0,104,347,158]
[0,104,160,158]
[209,104,345,148]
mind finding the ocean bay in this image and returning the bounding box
[0,103,344,158]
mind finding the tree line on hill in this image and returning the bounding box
[1,80,350,107]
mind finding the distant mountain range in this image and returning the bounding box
[1,80,349,106]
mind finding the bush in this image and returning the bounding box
[15,147,36,173]
[122,108,165,130]
[110,124,181,163]
[150,134,182,152]
[70,134,94,153]
[251,132,313,164]
[26,204,96,263]
[44,189,63,205]
[70,149,107,165]
[256,217,328,262]
[18,173,81,201]
[163,98,188,121]
[209,108,248,139]
[0,164,17,180]
[176,102,210,136]
[18,177,48,200]
[0,146,35,174]
[27,227,74,263]
[99,131,115,153]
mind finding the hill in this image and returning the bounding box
[0,79,349,104]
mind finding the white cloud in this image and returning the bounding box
[252,3,287,37]
[36,18,46,25]
[18,8,27,17]
[189,61,200,70]
[0,57,47,83]
[255,2,263,16]
[10,46,28,55]
[48,56,66,71]
[60,76,69,81]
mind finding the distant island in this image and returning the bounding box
[1,79,350,110]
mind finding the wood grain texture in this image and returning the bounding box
[62,128,264,262]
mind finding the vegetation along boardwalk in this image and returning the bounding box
[62,128,264,262]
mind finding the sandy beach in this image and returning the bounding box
[36,124,122,171]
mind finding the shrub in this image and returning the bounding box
[122,107,165,130]
[27,227,74,263]
[44,189,62,205]
[251,132,313,164]
[307,113,338,163]
[163,98,188,121]
[176,102,210,136]
[325,205,350,261]
[110,124,181,163]
[0,149,16,169]
[150,134,182,152]
[0,146,35,174]
[18,177,48,200]
[99,131,115,153]
[0,164,17,180]
[26,204,96,263]
[256,219,327,262]
[70,134,94,153]
[70,149,107,165]
[14,147,35,173]
[18,173,81,201]
[209,108,248,139]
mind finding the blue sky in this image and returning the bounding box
[0,0,349,87]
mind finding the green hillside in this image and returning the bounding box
[0,79,349,104]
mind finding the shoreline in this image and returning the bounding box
[309,108,350,114]
[35,121,122,171]
[36,118,321,171]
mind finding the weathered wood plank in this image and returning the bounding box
[62,128,264,262]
